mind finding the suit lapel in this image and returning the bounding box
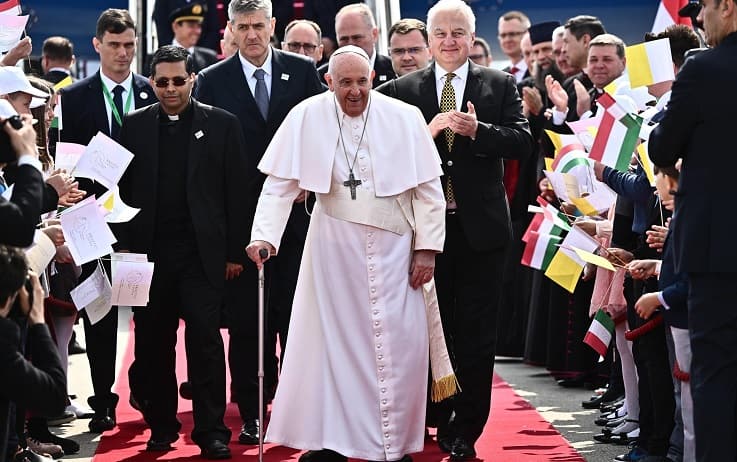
[268,49,287,122]
[225,54,262,121]
[418,67,447,155]
[90,73,111,137]
[187,101,207,187]
[132,74,154,109]
[454,62,483,153]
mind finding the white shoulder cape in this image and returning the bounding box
[258,90,443,197]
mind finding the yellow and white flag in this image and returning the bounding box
[625,38,675,89]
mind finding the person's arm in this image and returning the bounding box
[193,71,214,105]
[224,114,250,267]
[596,163,653,202]
[649,58,701,168]
[472,74,533,160]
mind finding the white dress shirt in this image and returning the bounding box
[434,61,469,111]
[99,70,133,134]
[239,47,273,98]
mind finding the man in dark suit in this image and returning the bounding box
[145,3,218,74]
[498,11,531,82]
[377,1,532,459]
[59,8,156,433]
[41,36,75,85]
[316,3,395,87]
[649,1,737,459]
[194,0,324,446]
[116,45,247,459]
[154,0,221,52]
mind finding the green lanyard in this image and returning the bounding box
[102,83,134,128]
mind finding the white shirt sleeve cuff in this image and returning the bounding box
[657,291,670,310]
[552,108,568,125]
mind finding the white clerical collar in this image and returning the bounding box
[172,38,195,54]
[99,69,133,93]
[239,47,273,80]
[434,60,469,83]
[48,67,71,75]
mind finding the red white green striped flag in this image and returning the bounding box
[588,93,642,172]
[522,230,563,270]
[584,309,615,356]
[0,0,21,16]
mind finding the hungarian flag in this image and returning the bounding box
[0,0,21,16]
[588,93,642,173]
[652,0,692,33]
[521,209,568,271]
[584,309,615,356]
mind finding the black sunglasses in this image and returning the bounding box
[153,76,190,88]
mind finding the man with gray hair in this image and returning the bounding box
[247,45,447,462]
[194,0,323,448]
[316,3,396,87]
[377,0,532,459]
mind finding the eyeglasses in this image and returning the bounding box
[498,31,526,39]
[468,53,488,60]
[389,46,427,56]
[153,76,189,88]
[285,41,318,53]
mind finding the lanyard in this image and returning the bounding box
[102,83,134,127]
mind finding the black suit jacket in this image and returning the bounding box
[377,62,533,251]
[59,71,155,146]
[194,49,324,217]
[317,53,396,88]
[0,320,66,459]
[0,164,44,247]
[143,46,219,76]
[649,32,737,274]
[116,100,249,288]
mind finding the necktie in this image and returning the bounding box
[0,173,6,195]
[253,68,269,120]
[589,88,602,115]
[111,85,125,140]
[509,66,519,75]
[439,73,457,207]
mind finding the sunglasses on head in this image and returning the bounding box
[153,76,189,88]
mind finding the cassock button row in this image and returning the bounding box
[368,255,373,260]
[382,410,388,416]
[384,432,390,438]
[377,344,382,349]
[361,166,367,172]
[381,387,386,393]
[379,366,384,371]
[382,399,387,405]
[369,265,374,271]
[384,422,389,427]
[375,332,381,337]
[378,354,384,360]
[371,287,376,293]
[380,377,385,382]
[372,299,377,304]
[373,310,379,315]
[386,444,391,449]
[374,321,380,326]
[368,243,372,248]
[368,233,373,238]
[370,276,375,282]
[447,160,454,166]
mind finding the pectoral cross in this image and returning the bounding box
[343,172,362,200]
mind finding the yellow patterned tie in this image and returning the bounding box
[440,73,457,206]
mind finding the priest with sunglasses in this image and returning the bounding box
[114,45,249,460]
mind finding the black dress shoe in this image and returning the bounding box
[450,438,477,461]
[581,394,605,409]
[146,432,178,452]
[298,449,347,462]
[68,332,85,355]
[438,436,454,453]
[200,440,231,460]
[238,419,259,444]
[87,394,118,433]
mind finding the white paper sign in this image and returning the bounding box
[60,196,116,265]
[73,132,134,190]
[0,15,27,53]
[54,142,86,172]
[111,255,154,306]
[24,230,56,274]
[70,263,113,325]
[97,186,140,223]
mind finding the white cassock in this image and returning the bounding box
[252,90,446,461]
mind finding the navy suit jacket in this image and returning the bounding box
[377,62,533,251]
[0,164,44,247]
[194,49,324,221]
[649,32,737,274]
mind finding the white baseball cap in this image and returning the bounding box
[0,66,49,99]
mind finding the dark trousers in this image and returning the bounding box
[688,273,737,462]
[626,277,675,456]
[130,240,230,446]
[434,213,506,445]
[227,214,305,421]
[79,259,118,407]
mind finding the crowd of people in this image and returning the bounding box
[1,0,735,461]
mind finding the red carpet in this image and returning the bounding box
[93,321,584,461]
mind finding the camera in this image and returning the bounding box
[0,114,24,164]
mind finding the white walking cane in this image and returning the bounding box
[257,248,268,462]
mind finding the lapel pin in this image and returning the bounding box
[195,130,204,139]
[281,73,290,81]
[379,75,387,81]
[140,92,149,100]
